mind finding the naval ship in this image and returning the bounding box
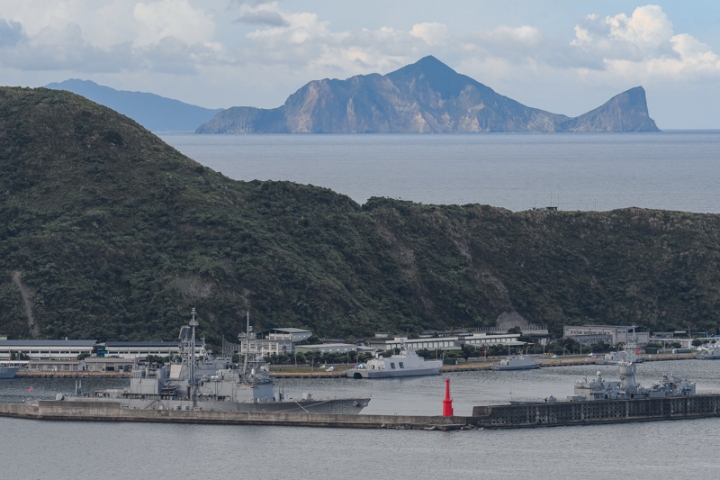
[570,361,695,401]
[60,310,370,414]
[345,345,442,379]
[0,361,26,379]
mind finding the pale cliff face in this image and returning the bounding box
[197,57,660,134]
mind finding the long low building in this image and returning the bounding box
[0,340,97,360]
[0,340,201,361]
[99,341,200,359]
[368,333,524,352]
[295,343,376,354]
[563,325,649,346]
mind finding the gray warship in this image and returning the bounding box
[570,361,695,401]
[61,310,370,414]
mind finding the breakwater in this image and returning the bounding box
[2,393,720,430]
[472,394,720,428]
[0,401,469,430]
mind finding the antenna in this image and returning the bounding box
[189,308,198,401]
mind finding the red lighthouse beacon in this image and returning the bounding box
[442,378,454,416]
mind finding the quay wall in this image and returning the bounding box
[0,401,468,430]
[471,394,720,428]
[3,394,720,430]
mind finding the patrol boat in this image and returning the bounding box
[0,361,26,379]
[490,354,541,371]
[62,310,370,414]
[698,344,720,360]
[345,345,442,379]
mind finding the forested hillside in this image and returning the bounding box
[1,87,718,345]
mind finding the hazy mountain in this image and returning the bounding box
[46,79,222,132]
[197,56,659,134]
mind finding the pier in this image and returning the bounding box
[2,393,720,430]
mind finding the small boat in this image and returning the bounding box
[0,361,27,379]
[698,345,720,359]
[346,346,442,379]
[490,354,541,371]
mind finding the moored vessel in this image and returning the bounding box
[490,354,540,371]
[345,346,441,379]
[570,361,695,401]
[57,310,370,414]
[0,361,26,379]
[698,345,720,360]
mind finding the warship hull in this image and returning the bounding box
[0,366,20,379]
[346,366,440,379]
[59,396,370,414]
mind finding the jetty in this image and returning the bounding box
[2,393,720,430]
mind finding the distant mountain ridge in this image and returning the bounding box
[197,56,659,134]
[46,79,222,132]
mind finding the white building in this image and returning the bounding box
[295,343,376,354]
[563,325,649,346]
[369,333,527,352]
[0,340,97,360]
[268,328,312,343]
[240,338,294,357]
[99,341,203,359]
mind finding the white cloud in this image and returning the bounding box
[133,0,215,47]
[409,23,447,46]
[0,0,225,74]
[569,4,720,81]
[238,3,430,76]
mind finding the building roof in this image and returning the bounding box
[102,341,180,348]
[270,328,312,333]
[296,343,363,350]
[0,340,97,347]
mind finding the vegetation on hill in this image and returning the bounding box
[0,87,717,346]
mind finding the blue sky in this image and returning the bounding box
[0,1,718,128]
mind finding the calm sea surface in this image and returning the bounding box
[2,360,720,480]
[160,132,720,213]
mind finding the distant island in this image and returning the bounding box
[197,56,660,134]
[46,79,222,132]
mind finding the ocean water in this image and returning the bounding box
[160,132,720,213]
[2,360,720,480]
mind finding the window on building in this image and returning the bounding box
[390,363,396,369]
[399,362,404,368]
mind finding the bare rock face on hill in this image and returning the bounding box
[197,56,660,134]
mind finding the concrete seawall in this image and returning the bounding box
[3,394,720,430]
[0,401,469,430]
[471,394,720,428]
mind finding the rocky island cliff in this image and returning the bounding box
[197,56,660,134]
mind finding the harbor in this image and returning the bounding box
[8,352,700,378]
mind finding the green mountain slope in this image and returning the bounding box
[1,87,717,344]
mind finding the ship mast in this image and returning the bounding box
[189,307,198,403]
[242,310,250,377]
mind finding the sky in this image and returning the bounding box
[0,1,719,128]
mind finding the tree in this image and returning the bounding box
[692,338,703,347]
